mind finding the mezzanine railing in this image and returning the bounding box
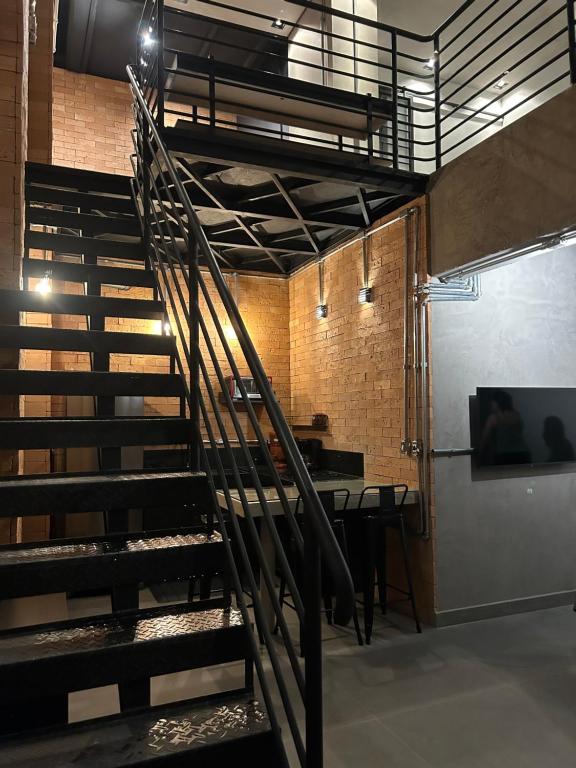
[136,0,576,173]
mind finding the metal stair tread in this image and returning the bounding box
[23,258,156,289]
[0,416,191,450]
[0,530,222,567]
[0,691,271,767]
[0,325,174,355]
[0,604,243,665]
[0,289,164,319]
[0,370,184,396]
[0,469,203,491]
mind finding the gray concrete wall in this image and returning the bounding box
[428,86,576,276]
[431,243,576,624]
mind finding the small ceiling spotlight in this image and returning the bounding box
[142,30,155,47]
[494,72,509,90]
[272,18,285,29]
[35,272,52,295]
[315,303,328,319]
[358,286,373,304]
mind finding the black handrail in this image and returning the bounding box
[127,58,357,767]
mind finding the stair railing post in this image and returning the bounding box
[567,0,576,84]
[157,0,165,129]
[304,503,323,768]
[391,30,399,170]
[433,33,441,169]
[189,238,201,475]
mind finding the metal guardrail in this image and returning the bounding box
[127,62,355,768]
[137,0,576,171]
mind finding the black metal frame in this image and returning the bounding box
[128,63,356,768]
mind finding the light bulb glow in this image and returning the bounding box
[35,275,52,295]
[315,303,328,319]
[224,324,237,341]
[142,31,155,47]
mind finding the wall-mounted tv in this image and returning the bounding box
[475,387,576,467]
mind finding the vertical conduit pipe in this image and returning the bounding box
[401,212,412,455]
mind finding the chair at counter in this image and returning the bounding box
[274,488,364,647]
[357,484,422,643]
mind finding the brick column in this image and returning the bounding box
[0,0,29,542]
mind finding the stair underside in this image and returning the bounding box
[27,207,141,237]
[0,370,184,396]
[0,289,164,319]
[0,325,174,355]
[0,603,246,697]
[0,691,274,767]
[23,258,156,288]
[27,231,144,261]
[0,529,223,598]
[0,417,191,449]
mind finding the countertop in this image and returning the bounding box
[216,478,419,518]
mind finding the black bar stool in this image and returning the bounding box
[358,485,421,643]
[275,489,364,647]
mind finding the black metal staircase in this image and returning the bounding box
[0,124,357,765]
[0,163,282,765]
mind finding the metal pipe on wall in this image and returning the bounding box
[401,212,413,455]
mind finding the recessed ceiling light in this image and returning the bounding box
[494,72,510,90]
[272,18,285,29]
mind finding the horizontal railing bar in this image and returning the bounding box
[440,8,566,104]
[282,0,431,42]
[440,0,501,50]
[441,22,566,121]
[440,48,567,142]
[439,0,547,77]
[441,69,569,155]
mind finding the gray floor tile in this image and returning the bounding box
[380,683,576,768]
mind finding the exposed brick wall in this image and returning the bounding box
[289,199,427,485]
[288,199,435,619]
[27,0,54,163]
[52,68,134,175]
[0,0,29,544]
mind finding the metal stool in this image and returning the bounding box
[358,485,422,643]
[275,489,364,647]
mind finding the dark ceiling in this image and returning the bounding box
[55,0,143,81]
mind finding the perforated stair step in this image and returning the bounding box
[0,603,247,700]
[0,469,204,517]
[0,691,276,767]
[0,528,222,598]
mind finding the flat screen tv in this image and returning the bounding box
[475,387,576,467]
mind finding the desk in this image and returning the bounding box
[217,480,419,631]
